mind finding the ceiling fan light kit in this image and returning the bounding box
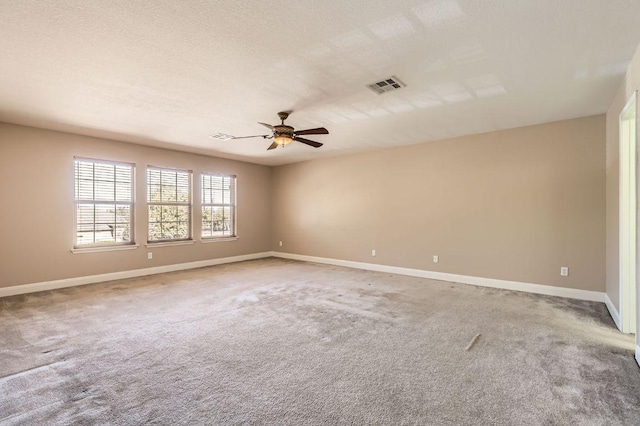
[228,111,329,151]
[273,135,293,147]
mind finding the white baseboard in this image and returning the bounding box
[271,252,605,302]
[1,250,607,304]
[0,252,272,298]
[605,293,622,331]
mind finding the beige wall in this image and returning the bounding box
[0,115,610,295]
[0,123,272,288]
[272,115,606,292]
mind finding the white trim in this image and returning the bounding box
[605,293,622,331]
[636,345,640,368]
[271,252,605,302]
[71,244,139,254]
[144,240,195,248]
[0,252,272,298]
[1,250,608,304]
[200,237,238,243]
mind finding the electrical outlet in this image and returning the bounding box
[371,249,376,257]
[279,241,283,247]
[560,267,569,276]
[433,255,439,263]
[148,252,153,260]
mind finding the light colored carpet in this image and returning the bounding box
[1,258,639,425]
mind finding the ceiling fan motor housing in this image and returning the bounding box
[274,125,294,138]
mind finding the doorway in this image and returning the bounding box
[620,91,637,334]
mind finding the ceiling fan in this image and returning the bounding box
[232,111,329,150]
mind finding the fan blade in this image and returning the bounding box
[267,141,279,150]
[294,137,323,148]
[295,127,329,136]
[258,122,274,129]
[231,135,268,140]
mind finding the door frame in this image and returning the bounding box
[619,90,637,334]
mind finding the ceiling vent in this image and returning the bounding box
[366,76,406,95]
[209,132,235,141]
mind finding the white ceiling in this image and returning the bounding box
[1,0,640,166]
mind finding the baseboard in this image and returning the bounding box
[2,250,607,304]
[271,252,605,302]
[0,252,273,298]
[605,293,623,331]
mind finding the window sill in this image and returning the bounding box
[200,236,239,243]
[145,240,195,248]
[71,244,139,254]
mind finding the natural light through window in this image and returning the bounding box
[147,167,192,242]
[74,158,134,247]
[202,174,236,239]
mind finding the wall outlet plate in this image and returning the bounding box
[560,266,569,276]
[371,249,376,257]
[148,252,153,260]
[279,241,283,247]
[433,255,439,263]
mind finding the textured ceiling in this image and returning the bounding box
[1,0,640,166]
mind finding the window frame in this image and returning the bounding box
[201,173,237,240]
[146,166,193,244]
[73,157,136,249]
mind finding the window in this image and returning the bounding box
[202,174,236,239]
[74,158,134,247]
[147,167,192,242]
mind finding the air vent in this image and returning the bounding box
[209,133,235,141]
[366,76,406,95]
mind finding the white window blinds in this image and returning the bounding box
[147,167,192,242]
[201,174,236,238]
[74,158,134,247]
